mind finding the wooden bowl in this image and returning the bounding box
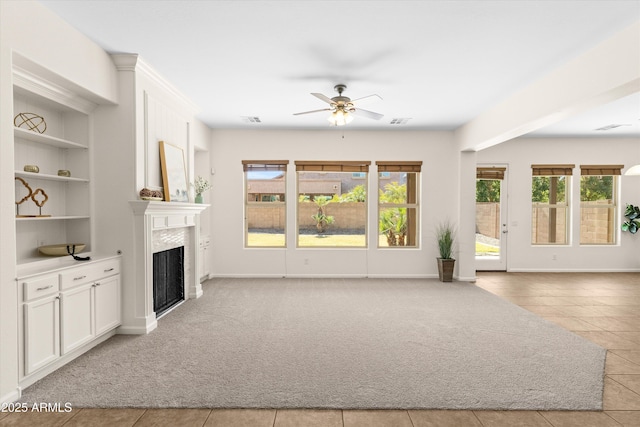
[38,243,86,256]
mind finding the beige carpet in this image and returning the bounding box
[19,278,606,409]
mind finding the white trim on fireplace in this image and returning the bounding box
[124,201,208,334]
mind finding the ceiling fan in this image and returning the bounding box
[293,84,383,126]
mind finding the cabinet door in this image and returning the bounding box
[24,296,60,375]
[60,283,94,355]
[198,243,205,280]
[202,245,210,278]
[95,275,121,336]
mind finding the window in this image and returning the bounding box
[296,161,370,247]
[243,160,288,247]
[580,165,621,245]
[531,165,573,245]
[376,161,421,247]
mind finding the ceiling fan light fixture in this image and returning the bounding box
[327,107,353,126]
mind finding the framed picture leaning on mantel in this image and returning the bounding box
[159,140,189,202]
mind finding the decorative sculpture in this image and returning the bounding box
[14,112,47,134]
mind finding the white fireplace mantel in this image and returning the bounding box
[123,201,209,334]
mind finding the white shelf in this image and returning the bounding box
[16,216,90,222]
[14,127,87,149]
[15,171,89,183]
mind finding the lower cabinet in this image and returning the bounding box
[20,257,121,379]
[199,236,211,282]
[61,283,94,355]
[94,275,121,335]
[24,295,60,375]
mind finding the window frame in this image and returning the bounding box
[531,164,574,246]
[376,161,422,248]
[243,160,288,248]
[295,161,370,248]
[579,165,622,246]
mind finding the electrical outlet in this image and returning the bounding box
[552,254,557,261]
[304,258,309,265]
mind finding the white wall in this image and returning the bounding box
[0,0,118,404]
[477,137,640,271]
[209,129,460,278]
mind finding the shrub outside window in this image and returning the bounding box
[296,161,370,248]
[531,165,573,245]
[580,165,621,245]
[243,160,288,247]
[376,161,421,248]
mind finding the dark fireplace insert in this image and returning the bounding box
[153,246,185,317]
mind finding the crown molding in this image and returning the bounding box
[111,53,199,115]
[12,65,98,114]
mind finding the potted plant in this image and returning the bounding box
[435,221,456,282]
[193,176,212,204]
[622,204,640,234]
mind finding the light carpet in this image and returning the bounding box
[19,278,606,409]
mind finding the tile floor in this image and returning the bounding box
[1,272,640,426]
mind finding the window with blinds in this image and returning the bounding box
[376,161,421,248]
[579,165,621,245]
[243,160,288,247]
[295,161,370,248]
[531,164,573,245]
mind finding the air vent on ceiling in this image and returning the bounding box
[390,118,411,125]
[241,116,261,123]
[595,124,630,131]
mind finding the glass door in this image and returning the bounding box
[475,165,507,271]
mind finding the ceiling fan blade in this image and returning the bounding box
[311,93,336,105]
[293,108,332,116]
[351,94,383,104]
[352,108,384,120]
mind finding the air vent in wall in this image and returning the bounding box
[390,118,411,125]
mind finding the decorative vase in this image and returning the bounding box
[437,258,455,282]
[195,193,203,204]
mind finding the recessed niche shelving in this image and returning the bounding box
[13,81,94,265]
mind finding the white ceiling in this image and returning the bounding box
[40,0,640,137]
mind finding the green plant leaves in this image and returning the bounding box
[622,204,640,234]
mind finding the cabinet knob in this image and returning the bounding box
[74,275,87,281]
[36,285,53,291]
[104,268,114,272]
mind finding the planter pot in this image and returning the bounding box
[437,258,455,282]
[195,193,203,204]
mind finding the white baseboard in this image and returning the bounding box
[117,318,157,335]
[0,388,21,405]
[507,268,640,273]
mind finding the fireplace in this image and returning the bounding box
[153,246,185,317]
[127,201,208,334]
